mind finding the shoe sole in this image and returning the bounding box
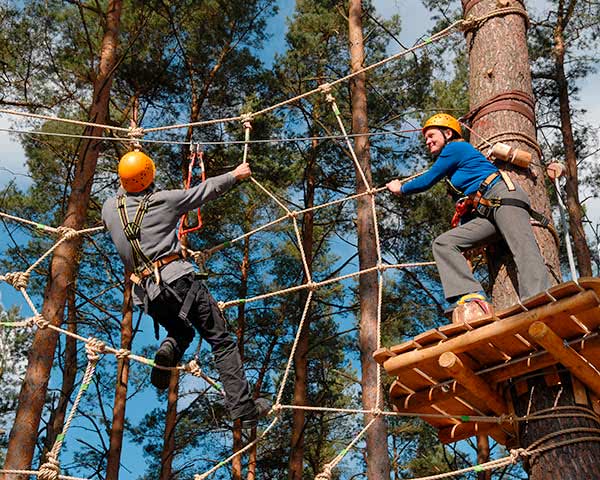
[151,349,174,390]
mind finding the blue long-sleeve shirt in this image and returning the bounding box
[401,141,498,196]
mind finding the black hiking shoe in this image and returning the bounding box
[151,338,179,390]
[238,398,272,430]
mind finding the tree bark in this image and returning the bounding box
[43,283,78,457]
[463,1,600,477]
[106,274,133,480]
[159,371,179,480]
[348,1,391,479]
[476,435,491,480]
[3,2,122,477]
[553,6,592,277]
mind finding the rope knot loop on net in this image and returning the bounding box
[38,454,60,480]
[318,82,332,95]
[127,125,145,150]
[217,300,226,312]
[240,113,253,129]
[3,271,30,290]
[509,447,526,464]
[185,359,203,378]
[191,249,210,267]
[116,348,131,360]
[85,337,106,361]
[56,226,79,241]
[32,314,50,330]
[314,463,333,480]
[307,281,318,292]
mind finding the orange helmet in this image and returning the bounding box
[118,151,155,193]
[422,113,462,138]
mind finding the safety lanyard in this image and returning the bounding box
[178,144,205,240]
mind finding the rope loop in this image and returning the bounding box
[314,463,333,480]
[38,455,61,480]
[85,337,106,361]
[3,271,30,290]
[33,314,50,330]
[509,447,526,464]
[240,113,253,125]
[56,226,79,241]
[116,348,131,359]
[217,301,226,312]
[127,126,145,149]
[318,82,332,95]
[192,250,210,266]
[185,359,203,377]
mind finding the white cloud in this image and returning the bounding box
[0,117,29,189]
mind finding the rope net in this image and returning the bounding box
[0,6,576,480]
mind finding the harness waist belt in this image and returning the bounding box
[130,252,182,285]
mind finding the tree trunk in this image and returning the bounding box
[43,283,78,456]
[106,274,133,480]
[476,435,491,480]
[289,141,317,480]
[3,2,122,476]
[159,371,179,480]
[348,1,391,479]
[463,0,600,477]
[553,10,592,277]
[232,236,251,480]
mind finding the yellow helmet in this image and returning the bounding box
[422,113,462,138]
[118,151,155,193]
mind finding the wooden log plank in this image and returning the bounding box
[439,352,508,415]
[383,290,599,376]
[390,335,600,412]
[528,321,600,398]
[438,422,510,445]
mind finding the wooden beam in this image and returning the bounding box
[438,352,507,415]
[383,290,599,376]
[438,422,510,445]
[529,321,600,398]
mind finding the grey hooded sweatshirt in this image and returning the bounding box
[101,172,237,305]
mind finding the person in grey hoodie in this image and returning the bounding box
[102,150,269,428]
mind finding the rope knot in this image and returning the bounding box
[3,271,30,290]
[458,16,480,32]
[287,210,299,219]
[509,448,526,464]
[325,93,335,104]
[240,113,253,125]
[38,455,61,480]
[127,126,145,139]
[318,83,332,94]
[315,463,333,480]
[217,301,226,311]
[33,314,50,330]
[116,348,131,360]
[56,226,79,241]
[192,250,210,266]
[86,338,106,361]
[185,359,203,377]
[307,281,318,291]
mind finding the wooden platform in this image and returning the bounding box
[374,278,600,446]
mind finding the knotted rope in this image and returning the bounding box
[2,271,30,290]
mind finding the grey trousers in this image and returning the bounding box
[432,181,551,301]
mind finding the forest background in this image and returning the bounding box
[0,0,599,479]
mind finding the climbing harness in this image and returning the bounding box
[117,193,182,286]
[178,144,205,240]
[448,171,560,246]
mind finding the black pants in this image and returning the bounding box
[147,274,254,420]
